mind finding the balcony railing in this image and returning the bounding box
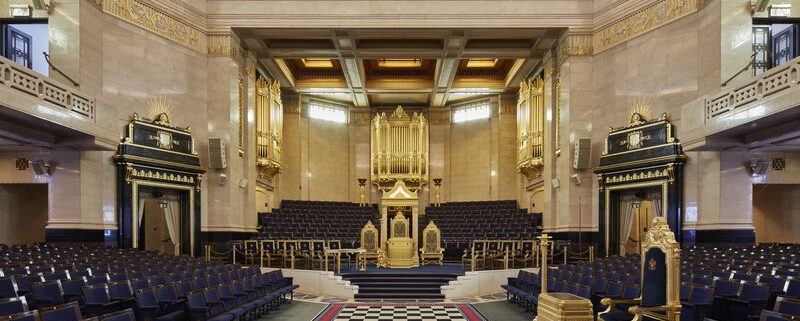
[0,55,95,120]
[705,56,799,123]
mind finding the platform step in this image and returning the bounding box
[358,287,442,294]
[355,282,445,288]
[354,293,446,299]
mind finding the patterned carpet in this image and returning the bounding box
[314,303,487,321]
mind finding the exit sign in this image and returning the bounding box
[631,204,641,209]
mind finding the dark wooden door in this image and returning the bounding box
[3,25,33,68]
[772,25,796,67]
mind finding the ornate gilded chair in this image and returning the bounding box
[598,217,681,321]
[462,240,486,270]
[359,221,383,266]
[419,221,444,266]
[243,240,260,266]
[259,240,279,267]
[514,240,537,268]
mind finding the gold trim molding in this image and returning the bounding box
[593,0,699,53]
[101,0,207,53]
[557,29,593,66]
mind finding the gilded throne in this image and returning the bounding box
[598,217,681,321]
[419,221,444,266]
[386,211,417,268]
[360,221,385,267]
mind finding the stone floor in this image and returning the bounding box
[257,292,533,321]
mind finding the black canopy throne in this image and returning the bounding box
[114,112,204,256]
[594,112,686,257]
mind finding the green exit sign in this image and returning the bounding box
[631,204,641,209]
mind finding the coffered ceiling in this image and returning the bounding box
[235,28,564,108]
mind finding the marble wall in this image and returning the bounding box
[753,184,800,243]
[0,184,48,244]
[277,97,517,207]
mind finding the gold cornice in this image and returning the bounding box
[102,0,207,53]
[593,0,699,53]
[556,29,593,67]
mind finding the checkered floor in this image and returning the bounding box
[315,304,486,321]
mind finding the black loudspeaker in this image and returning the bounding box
[750,160,769,176]
[209,138,227,169]
[31,160,50,176]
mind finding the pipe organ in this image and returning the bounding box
[371,106,429,191]
[256,76,283,180]
[518,76,545,180]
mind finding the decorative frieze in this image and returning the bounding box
[100,0,207,53]
[593,0,699,53]
[129,167,196,184]
[557,29,593,66]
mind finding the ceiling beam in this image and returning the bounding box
[0,119,56,146]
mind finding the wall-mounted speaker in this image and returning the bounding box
[573,138,591,169]
[551,178,560,189]
[571,174,582,185]
[750,160,769,177]
[209,138,227,169]
[239,178,248,189]
[31,160,50,176]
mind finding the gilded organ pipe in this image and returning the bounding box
[370,106,429,191]
[518,76,545,180]
[256,76,283,180]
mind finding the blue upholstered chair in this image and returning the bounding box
[82,283,121,316]
[0,278,19,299]
[185,291,233,321]
[681,285,713,321]
[29,280,64,308]
[0,297,27,318]
[0,310,38,321]
[61,277,86,303]
[97,308,135,321]
[13,274,44,296]
[38,301,82,321]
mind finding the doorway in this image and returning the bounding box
[137,187,185,255]
[611,187,664,256]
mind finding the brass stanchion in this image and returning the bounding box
[538,234,552,295]
[232,243,237,265]
[260,247,264,268]
[290,249,295,270]
[563,248,568,265]
[504,249,509,270]
[589,246,595,263]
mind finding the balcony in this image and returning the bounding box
[0,55,115,150]
[680,56,800,151]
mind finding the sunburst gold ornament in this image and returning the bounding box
[628,98,652,125]
[147,96,174,126]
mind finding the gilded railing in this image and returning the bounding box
[705,55,800,122]
[0,55,95,120]
[371,106,429,191]
[256,76,283,180]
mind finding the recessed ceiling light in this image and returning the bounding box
[465,59,499,68]
[377,59,422,68]
[301,59,334,68]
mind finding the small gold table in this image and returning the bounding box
[536,292,594,321]
[325,248,367,273]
